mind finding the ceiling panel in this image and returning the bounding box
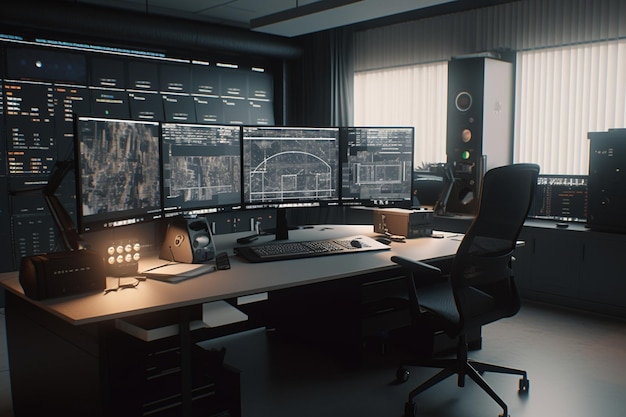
[65,0,456,36]
[193,0,322,26]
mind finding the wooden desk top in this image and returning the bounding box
[0,225,462,325]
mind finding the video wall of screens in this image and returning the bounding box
[74,117,162,233]
[241,126,341,208]
[341,127,414,208]
[161,123,241,217]
[527,175,589,223]
[0,37,276,270]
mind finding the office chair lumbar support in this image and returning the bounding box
[390,163,539,417]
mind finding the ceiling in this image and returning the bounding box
[61,0,459,37]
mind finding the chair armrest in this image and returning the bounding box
[390,255,443,323]
[391,256,443,277]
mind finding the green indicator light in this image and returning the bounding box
[461,150,471,160]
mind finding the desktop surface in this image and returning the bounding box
[0,225,462,325]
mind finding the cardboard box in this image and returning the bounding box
[373,208,434,238]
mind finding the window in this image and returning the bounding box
[353,61,448,168]
[514,40,626,175]
[354,40,626,176]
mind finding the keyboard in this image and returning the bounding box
[234,235,391,263]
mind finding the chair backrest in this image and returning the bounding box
[451,163,540,330]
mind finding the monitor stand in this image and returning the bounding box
[257,208,302,241]
[30,159,85,251]
[433,163,457,217]
[274,207,290,240]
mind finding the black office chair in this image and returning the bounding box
[391,163,539,417]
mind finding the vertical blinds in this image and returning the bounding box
[515,40,626,174]
[354,63,448,166]
[354,0,626,71]
[353,0,626,174]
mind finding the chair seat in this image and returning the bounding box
[418,281,459,325]
[419,282,496,334]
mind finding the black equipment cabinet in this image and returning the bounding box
[587,129,626,232]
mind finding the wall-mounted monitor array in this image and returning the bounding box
[72,120,415,237]
[0,38,276,270]
[527,174,588,223]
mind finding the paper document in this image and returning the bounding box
[141,262,216,282]
[202,301,248,327]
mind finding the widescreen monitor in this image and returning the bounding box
[242,126,341,207]
[242,126,340,239]
[340,126,414,208]
[161,122,242,217]
[527,174,588,223]
[74,116,162,233]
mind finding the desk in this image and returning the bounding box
[0,225,462,417]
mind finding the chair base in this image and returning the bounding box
[397,336,529,417]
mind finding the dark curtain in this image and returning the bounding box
[288,27,354,127]
[284,27,354,225]
[329,27,354,126]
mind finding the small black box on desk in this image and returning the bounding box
[19,250,106,300]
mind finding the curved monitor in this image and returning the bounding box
[161,122,242,217]
[340,126,414,208]
[74,116,162,233]
[242,126,341,208]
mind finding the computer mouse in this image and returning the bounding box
[350,239,362,248]
[375,237,392,245]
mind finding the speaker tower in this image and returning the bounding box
[445,56,514,214]
[159,217,216,263]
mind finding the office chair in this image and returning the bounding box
[391,163,539,417]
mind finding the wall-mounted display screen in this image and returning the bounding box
[161,122,242,217]
[74,116,162,232]
[1,38,276,271]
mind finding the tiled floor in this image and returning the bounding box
[1,301,625,417]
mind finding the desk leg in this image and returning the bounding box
[179,307,193,417]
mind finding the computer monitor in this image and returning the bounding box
[242,125,341,239]
[528,174,588,223]
[74,116,162,233]
[161,122,242,217]
[340,126,414,208]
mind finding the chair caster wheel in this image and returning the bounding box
[396,367,410,383]
[403,401,416,417]
[519,377,530,394]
